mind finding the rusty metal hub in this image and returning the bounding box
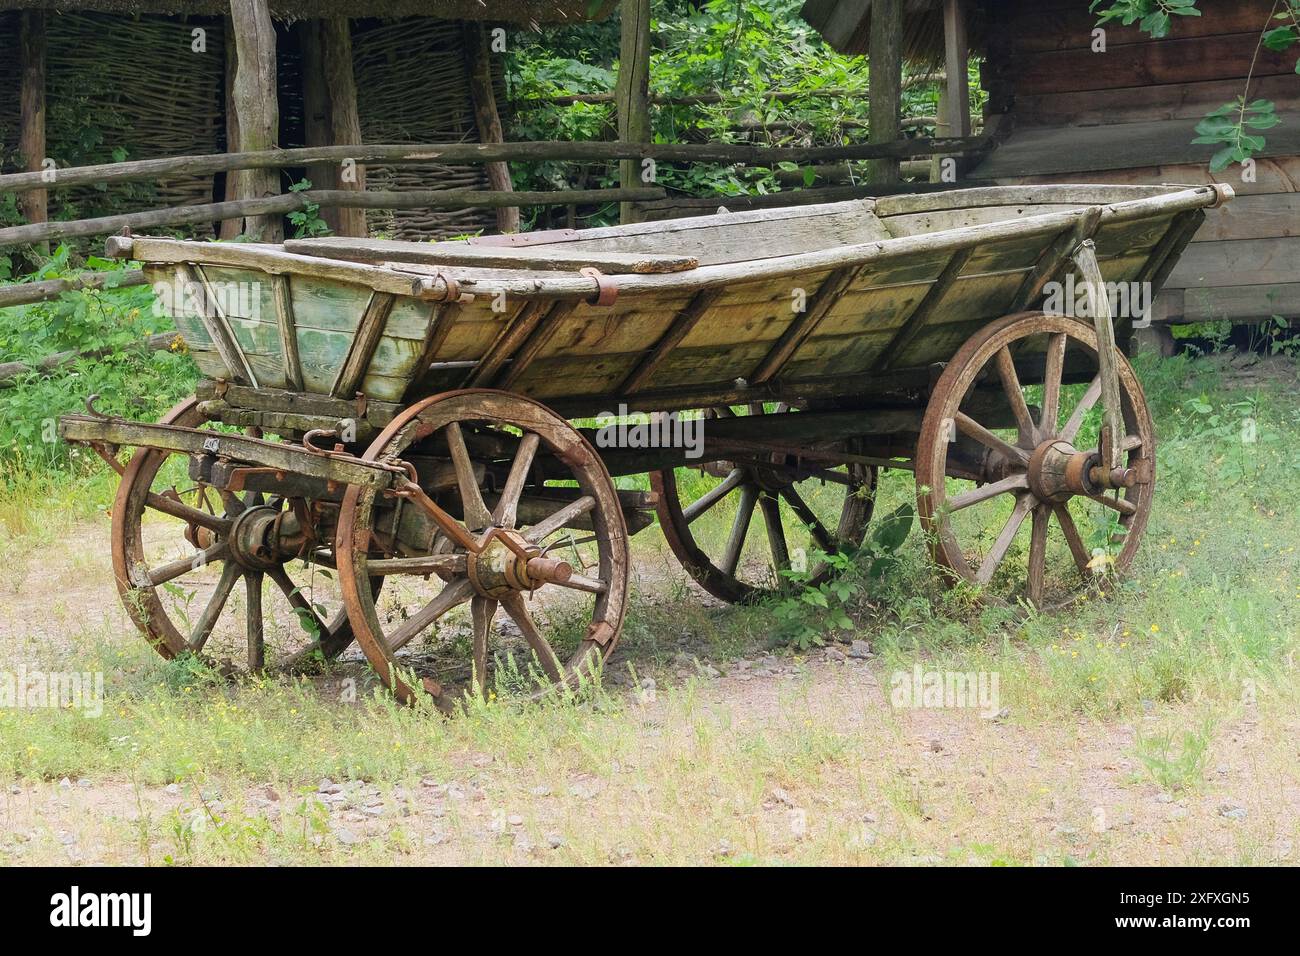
[464,528,573,599]
[227,505,306,570]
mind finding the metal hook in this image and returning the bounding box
[84,393,109,419]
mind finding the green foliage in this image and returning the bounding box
[771,503,914,651]
[1090,0,1201,40]
[1092,0,1300,171]
[0,250,197,469]
[287,179,332,240]
[506,0,981,227]
[1192,98,1279,172]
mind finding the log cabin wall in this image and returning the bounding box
[972,0,1300,325]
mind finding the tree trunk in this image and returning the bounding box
[229,0,282,241]
[464,22,519,234]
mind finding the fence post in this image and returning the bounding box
[868,0,903,185]
[18,10,48,256]
[616,0,652,225]
[229,0,282,242]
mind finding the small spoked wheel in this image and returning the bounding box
[336,389,629,708]
[915,312,1155,607]
[111,397,371,674]
[650,403,876,604]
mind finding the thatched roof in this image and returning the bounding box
[0,1,616,23]
[800,0,986,66]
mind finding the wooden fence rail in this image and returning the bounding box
[0,138,986,196]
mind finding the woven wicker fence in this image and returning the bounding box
[353,17,497,240]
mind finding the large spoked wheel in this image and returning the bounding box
[650,403,876,604]
[112,397,372,673]
[336,389,630,708]
[916,312,1155,607]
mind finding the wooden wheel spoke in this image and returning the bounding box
[758,494,790,572]
[954,411,1030,464]
[524,495,595,544]
[245,571,265,671]
[1026,505,1049,607]
[147,541,229,586]
[493,431,540,528]
[387,577,475,652]
[994,346,1036,443]
[145,491,232,533]
[470,596,497,699]
[189,561,242,653]
[1060,375,1102,444]
[268,565,328,632]
[780,485,834,553]
[364,554,467,576]
[1041,332,1067,435]
[555,572,608,594]
[1088,492,1137,516]
[975,493,1035,586]
[445,421,493,531]
[499,593,564,684]
[682,468,745,524]
[945,473,1029,512]
[720,484,760,577]
[1052,505,1092,577]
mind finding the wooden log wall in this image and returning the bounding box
[975,0,1300,324]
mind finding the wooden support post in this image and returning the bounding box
[868,0,903,185]
[615,0,652,225]
[932,0,970,185]
[229,0,282,242]
[18,10,48,257]
[465,22,519,235]
[1072,240,1125,473]
[302,18,367,238]
[220,16,243,242]
[942,0,971,139]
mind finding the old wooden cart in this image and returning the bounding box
[60,183,1231,706]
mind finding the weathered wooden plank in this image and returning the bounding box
[750,267,860,384]
[284,237,699,274]
[495,301,579,390]
[872,247,973,371]
[1013,75,1300,129]
[980,157,1300,198]
[991,0,1278,54]
[970,120,1300,180]
[270,274,303,391]
[868,0,903,184]
[1193,194,1300,242]
[1166,237,1300,289]
[875,185,1177,217]
[188,264,258,386]
[1010,206,1102,312]
[1001,32,1298,96]
[332,291,397,398]
[465,301,550,387]
[463,20,518,234]
[1181,282,1300,323]
[620,288,726,394]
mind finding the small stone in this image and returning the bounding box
[362,804,384,817]
[1167,807,1189,822]
[699,664,720,679]
[927,739,944,753]
[507,814,524,826]
[546,832,564,849]
[1154,792,1173,804]
[419,777,441,789]
[1218,804,1247,821]
[712,839,734,857]
[771,787,794,807]
[529,785,552,797]
[513,833,534,853]
[7,785,20,795]
[76,779,92,790]
[164,783,180,796]
[59,832,77,846]
[825,648,846,663]
[58,777,72,790]
[319,779,343,794]
[334,827,361,846]
[848,640,873,660]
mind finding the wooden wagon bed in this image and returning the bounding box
[59,182,1230,709]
